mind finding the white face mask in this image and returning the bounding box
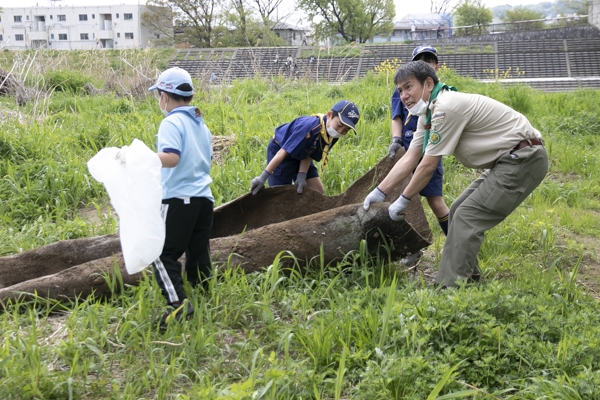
[326,125,342,138]
[407,87,429,117]
[159,94,169,117]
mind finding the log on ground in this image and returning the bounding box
[0,203,430,304]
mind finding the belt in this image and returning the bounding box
[512,138,544,152]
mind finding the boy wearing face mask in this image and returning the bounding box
[387,44,450,267]
[250,100,360,195]
[389,45,450,242]
[147,67,214,329]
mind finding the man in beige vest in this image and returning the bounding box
[363,61,548,287]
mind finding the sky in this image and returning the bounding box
[2,0,548,26]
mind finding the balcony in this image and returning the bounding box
[96,30,114,40]
[29,31,48,41]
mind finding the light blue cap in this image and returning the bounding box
[148,67,195,96]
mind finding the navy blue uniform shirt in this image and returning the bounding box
[391,89,418,150]
[273,115,338,162]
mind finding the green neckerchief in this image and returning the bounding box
[423,82,457,156]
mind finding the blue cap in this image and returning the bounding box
[331,100,360,133]
[148,67,195,96]
[412,44,438,62]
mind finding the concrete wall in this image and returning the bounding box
[591,0,600,30]
[0,5,158,50]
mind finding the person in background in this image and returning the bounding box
[250,100,360,195]
[143,67,214,329]
[364,61,548,288]
[388,45,450,266]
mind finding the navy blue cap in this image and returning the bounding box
[331,100,360,132]
[412,44,438,62]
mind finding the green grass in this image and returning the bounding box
[0,52,600,399]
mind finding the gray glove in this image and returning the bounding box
[250,170,271,195]
[388,137,403,159]
[295,172,307,194]
[389,194,411,220]
[363,187,387,210]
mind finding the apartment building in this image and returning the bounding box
[0,5,162,50]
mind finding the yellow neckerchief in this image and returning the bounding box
[312,113,332,172]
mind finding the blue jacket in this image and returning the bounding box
[391,89,418,150]
[273,115,338,162]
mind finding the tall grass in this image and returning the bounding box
[0,51,599,398]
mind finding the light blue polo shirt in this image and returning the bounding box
[156,106,214,202]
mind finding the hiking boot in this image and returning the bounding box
[159,299,194,330]
[400,250,423,267]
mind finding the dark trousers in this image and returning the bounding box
[152,197,213,305]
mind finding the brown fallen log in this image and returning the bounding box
[0,234,120,289]
[0,253,147,305]
[0,203,430,304]
[0,152,433,303]
[211,150,419,238]
[210,202,431,272]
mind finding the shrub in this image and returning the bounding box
[44,70,91,93]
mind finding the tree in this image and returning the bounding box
[141,2,176,46]
[501,6,545,30]
[430,0,457,15]
[145,0,221,48]
[216,0,286,47]
[298,0,395,43]
[556,0,590,15]
[250,0,289,27]
[453,0,493,35]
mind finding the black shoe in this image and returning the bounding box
[159,299,194,330]
[468,273,481,283]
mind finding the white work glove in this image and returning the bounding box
[389,194,411,221]
[295,172,307,194]
[115,145,129,164]
[250,170,271,195]
[363,187,387,210]
[388,137,403,159]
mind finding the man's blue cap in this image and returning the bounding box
[412,44,438,62]
[148,67,195,96]
[332,100,360,133]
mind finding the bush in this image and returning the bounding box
[44,70,91,93]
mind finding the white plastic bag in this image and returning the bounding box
[87,139,164,274]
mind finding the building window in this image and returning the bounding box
[124,13,133,20]
[15,34,24,41]
[58,15,66,21]
[93,33,95,38]
[92,14,95,19]
[0,35,3,41]
[116,13,120,18]
[155,34,160,39]
[26,15,30,21]
[59,34,67,40]
[51,34,55,39]
[50,15,53,20]
[79,14,88,21]
[81,33,89,40]
[125,32,133,39]
[117,33,121,38]
[14,16,23,22]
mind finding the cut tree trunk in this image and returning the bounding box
[0,203,430,304]
[0,152,433,304]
